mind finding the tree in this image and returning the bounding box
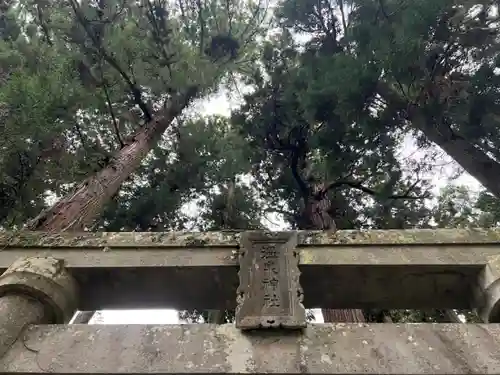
[2,0,495,326]
[272,0,500,200]
[344,0,500,198]
[258,0,500,322]
[432,185,500,229]
[20,0,268,231]
[0,0,95,226]
[5,0,268,323]
[231,29,432,322]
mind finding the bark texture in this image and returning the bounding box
[27,91,195,231]
[71,311,95,324]
[301,183,365,323]
[378,81,500,198]
[26,89,196,325]
[413,115,500,197]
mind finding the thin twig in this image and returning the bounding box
[337,0,348,32]
[97,60,123,147]
[35,2,53,46]
[68,0,152,121]
[323,180,429,200]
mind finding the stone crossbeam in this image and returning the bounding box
[2,323,500,373]
[0,229,500,310]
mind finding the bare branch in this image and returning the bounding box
[103,87,124,147]
[35,1,53,46]
[313,0,336,43]
[226,0,234,34]
[196,0,206,53]
[68,0,153,121]
[336,0,348,32]
[144,0,176,77]
[73,123,88,148]
[96,61,123,147]
[323,180,430,200]
[239,0,266,46]
[290,147,310,201]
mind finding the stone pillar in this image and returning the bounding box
[474,255,500,323]
[0,257,78,358]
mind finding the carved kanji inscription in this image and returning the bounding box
[236,231,306,330]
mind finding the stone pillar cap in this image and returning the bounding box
[0,257,78,323]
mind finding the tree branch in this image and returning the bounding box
[290,147,310,201]
[69,0,153,121]
[336,0,348,33]
[35,1,53,46]
[97,62,124,147]
[196,0,206,54]
[144,0,176,79]
[312,0,336,44]
[323,180,429,200]
[103,86,124,147]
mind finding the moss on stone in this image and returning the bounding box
[0,228,499,248]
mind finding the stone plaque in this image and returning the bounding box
[235,231,306,330]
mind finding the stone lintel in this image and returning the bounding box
[0,245,497,310]
[2,228,500,248]
[2,323,500,373]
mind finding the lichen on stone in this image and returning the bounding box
[0,228,500,249]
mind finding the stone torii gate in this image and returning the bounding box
[1,228,500,373]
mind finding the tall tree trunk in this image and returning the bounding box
[205,178,237,324]
[28,89,196,325]
[71,310,95,324]
[378,81,500,198]
[27,91,195,231]
[206,310,225,324]
[322,308,365,322]
[412,115,500,197]
[378,81,496,324]
[301,183,366,323]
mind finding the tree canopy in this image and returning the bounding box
[1,0,500,323]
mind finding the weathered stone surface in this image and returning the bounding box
[2,230,500,312]
[0,295,46,360]
[0,257,78,323]
[236,231,305,329]
[3,323,500,373]
[0,245,495,310]
[474,255,500,322]
[2,228,500,248]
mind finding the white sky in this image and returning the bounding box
[87,89,482,325]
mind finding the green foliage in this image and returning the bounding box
[432,185,500,229]
[348,0,500,169]
[1,0,498,325]
[0,0,269,227]
[232,27,432,231]
[179,308,316,323]
[229,0,500,322]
